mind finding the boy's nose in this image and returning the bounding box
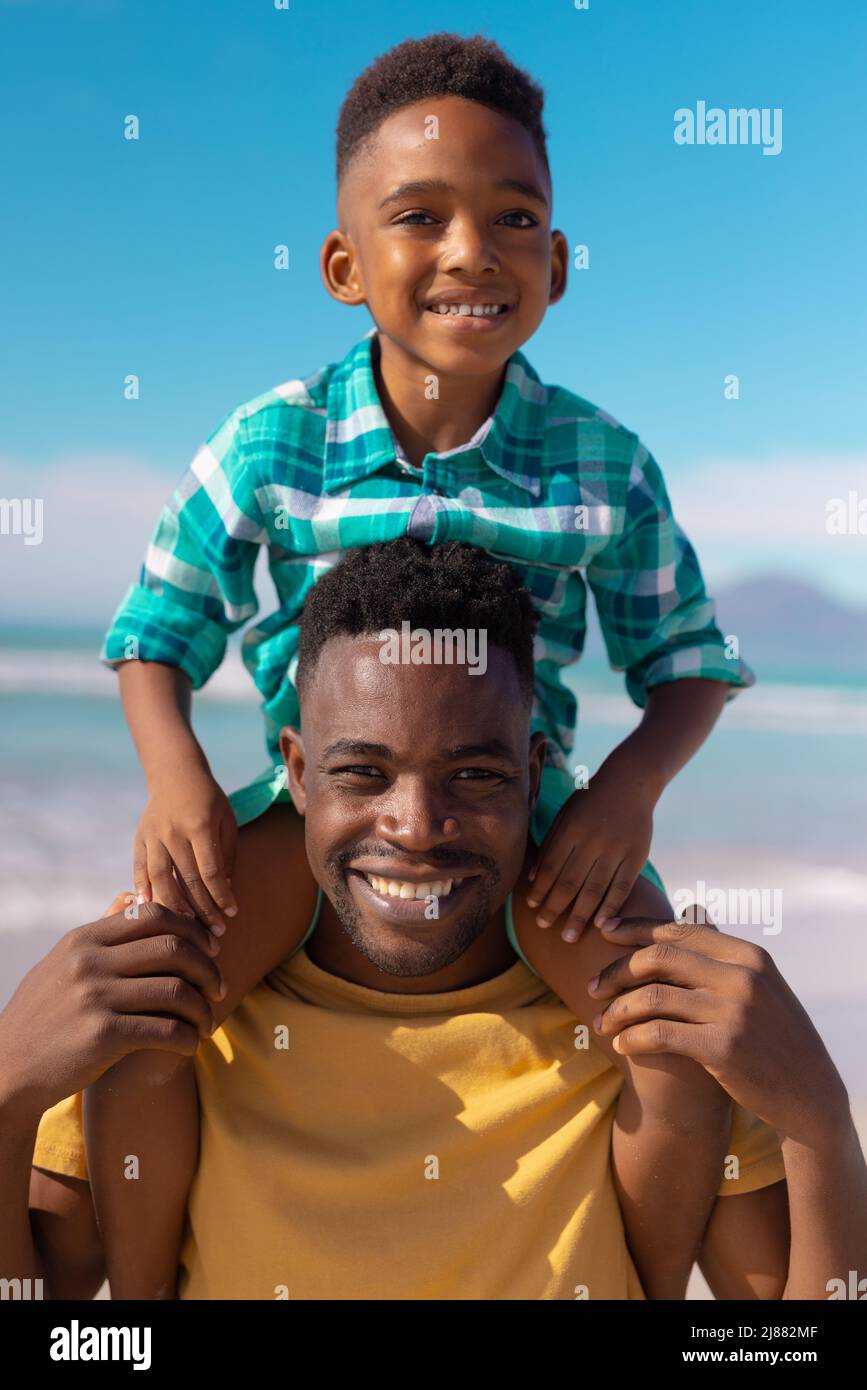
[441,216,501,276]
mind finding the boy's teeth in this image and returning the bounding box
[364,873,460,899]
[428,303,506,316]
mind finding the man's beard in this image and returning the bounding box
[324,845,501,978]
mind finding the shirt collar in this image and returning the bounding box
[323,329,547,497]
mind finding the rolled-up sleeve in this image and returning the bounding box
[100,409,267,690]
[585,438,754,708]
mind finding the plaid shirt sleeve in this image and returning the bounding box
[585,437,754,708]
[100,408,267,689]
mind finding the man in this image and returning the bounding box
[1,542,864,1299]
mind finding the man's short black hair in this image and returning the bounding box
[296,539,538,705]
[336,31,550,189]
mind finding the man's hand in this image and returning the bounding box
[0,900,225,1123]
[526,770,655,942]
[589,918,850,1148]
[134,767,239,931]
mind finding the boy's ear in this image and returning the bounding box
[319,228,367,309]
[548,229,569,306]
[279,727,308,814]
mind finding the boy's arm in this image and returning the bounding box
[584,435,754,710]
[83,1056,198,1300]
[527,679,730,938]
[512,868,731,1299]
[105,406,266,926]
[527,436,754,940]
[84,805,317,1300]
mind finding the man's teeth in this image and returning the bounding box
[363,873,463,899]
[427,303,507,316]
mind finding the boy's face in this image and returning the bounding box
[325,94,568,375]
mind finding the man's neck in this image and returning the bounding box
[372,331,508,471]
[306,892,518,993]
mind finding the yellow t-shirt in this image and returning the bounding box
[33,950,786,1300]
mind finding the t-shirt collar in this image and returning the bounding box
[323,328,545,497]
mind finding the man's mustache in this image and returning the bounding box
[332,843,499,877]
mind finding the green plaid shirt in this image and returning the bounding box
[102,328,752,831]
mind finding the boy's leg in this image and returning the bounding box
[85,797,318,1299]
[228,766,320,957]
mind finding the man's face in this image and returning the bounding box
[327,94,567,376]
[281,635,544,978]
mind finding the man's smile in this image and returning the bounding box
[345,865,482,925]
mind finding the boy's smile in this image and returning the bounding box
[322,94,568,461]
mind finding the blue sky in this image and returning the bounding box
[2,0,866,622]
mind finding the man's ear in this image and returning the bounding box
[279,726,308,814]
[527,731,548,810]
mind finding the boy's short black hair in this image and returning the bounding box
[296,538,538,705]
[336,31,549,189]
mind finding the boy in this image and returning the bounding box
[85,34,751,1293]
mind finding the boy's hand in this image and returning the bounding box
[134,767,239,931]
[527,770,655,942]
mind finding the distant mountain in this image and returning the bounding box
[713,575,867,677]
[582,574,867,679]
[3,576,865,683]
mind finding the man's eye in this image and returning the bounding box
[335,765,383,778]
[454,768,498,780]
[500,211,538,227]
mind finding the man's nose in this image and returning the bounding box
[375,782,462,849]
